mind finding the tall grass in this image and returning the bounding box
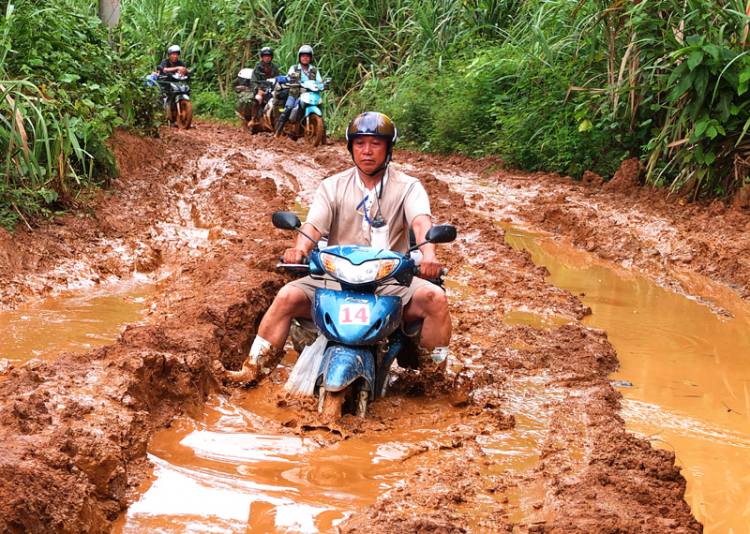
[351,0,750,198]
[3,0,744,218]
[119,0,515,129]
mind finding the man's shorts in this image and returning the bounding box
[288,275,433,331]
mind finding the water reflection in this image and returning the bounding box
[0,282,152,363]
[122,454,326,534]
[115,374,550,534]
[502,225,750,532]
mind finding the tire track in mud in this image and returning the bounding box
[0,123,701,533]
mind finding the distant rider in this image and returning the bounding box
[228,112,451,385]
[236,46,280,130]
[274,45,323,137]
[158,44,188,77]
[157,45,189,127]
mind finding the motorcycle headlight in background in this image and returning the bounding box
[321,253,400,284]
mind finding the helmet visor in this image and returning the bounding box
[347,112,396,140]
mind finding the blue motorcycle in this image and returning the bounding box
[278,77,330,147]
[272,211,457,419]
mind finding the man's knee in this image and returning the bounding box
[419,285,448,312]
[404,284,449,323]
[272,285,311,316]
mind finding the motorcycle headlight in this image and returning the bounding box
[321,253,400,284]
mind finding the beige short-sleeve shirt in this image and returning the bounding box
[305,167,431,254]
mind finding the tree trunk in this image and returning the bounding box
[98,0,120,27]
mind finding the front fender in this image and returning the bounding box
[175,94,190,102]
[304,105,322,118]
[321,345,374,392]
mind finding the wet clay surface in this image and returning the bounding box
[0,282,152,365]
[425,154,750,310]
[0,124,704,532]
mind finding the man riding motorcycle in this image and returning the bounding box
[157,45,190,127]
[274,45,324,138]
[236,46,280,131]
[227,112,451,385]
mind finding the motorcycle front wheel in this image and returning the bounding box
[319,388,347,420]
[304,114,325,147]
[318,382,368,419]
[176,100,193,129]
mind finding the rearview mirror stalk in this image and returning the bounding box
[296,227,319,251]
[407,224,457,253]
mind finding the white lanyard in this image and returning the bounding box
[356,169,388,232]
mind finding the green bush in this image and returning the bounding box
[192,88,237,121]
[358,46,636,179]
[355,0,750,195]
[0,0,158,229]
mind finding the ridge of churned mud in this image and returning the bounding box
[0,124,702,533]
[415,152,750,309]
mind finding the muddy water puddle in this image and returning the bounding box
[115,364,553,532]
[500,225,750,532]
[0,281,153,364]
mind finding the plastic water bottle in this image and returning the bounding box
[370,219,389,250]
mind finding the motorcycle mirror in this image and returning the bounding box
[425,224,457,244]
[272,211,319,249]
[407,224,457,253]
[272,211,301,230]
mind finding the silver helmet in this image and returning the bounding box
[167,45,181,55]
[297,45,313,63]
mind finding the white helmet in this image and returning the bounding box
[167,45,181,55]
[238,68,253,80]
[298,45,313,63]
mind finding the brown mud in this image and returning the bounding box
[0,123,711,533]
[416,154,750,310]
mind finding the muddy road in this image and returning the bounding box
[0,123,722,533]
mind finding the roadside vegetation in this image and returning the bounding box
[0,0,157,229]
[3,0,750,229]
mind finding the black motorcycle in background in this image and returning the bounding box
[156,68,196,129]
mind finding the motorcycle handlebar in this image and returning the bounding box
[279,255,310,263]
[158,68,195,81]
[416,266,448,287]
[277,263,310,270]
[415,266,449,277]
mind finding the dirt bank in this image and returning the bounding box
[0,124,702,532]
[409,152,750,310]
[0,127,295,532]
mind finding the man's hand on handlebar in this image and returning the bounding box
[283,247,307,264]
[418,255,442,279]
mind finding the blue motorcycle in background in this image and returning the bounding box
[272,211,457,419]
[278,77,331,147]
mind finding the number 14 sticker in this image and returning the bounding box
[339,304,370,325]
